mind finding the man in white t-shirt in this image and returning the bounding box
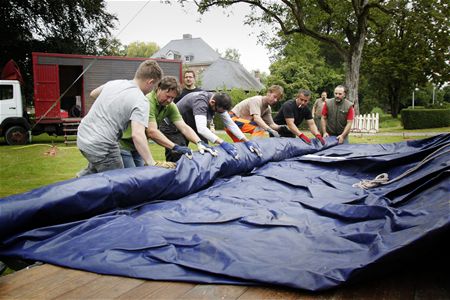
[76,60,162,176]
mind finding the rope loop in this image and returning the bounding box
[353,143,449,189]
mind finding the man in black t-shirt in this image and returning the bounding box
[273,89,326,145]
[173,70,202,103]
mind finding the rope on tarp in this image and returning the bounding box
[353,143,450,189]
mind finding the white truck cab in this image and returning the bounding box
[0,80,30,145]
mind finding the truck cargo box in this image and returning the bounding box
[32,52,182,122]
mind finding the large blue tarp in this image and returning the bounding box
[0,134,449,291]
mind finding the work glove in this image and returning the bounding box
[154,161,177,169]
[172,144,193,159]
[197,141,218,157]
[298,133,312,145]
[266,128,280,138]
[244,140,262,157]
[315,134,326,145]
[220,142,239,159]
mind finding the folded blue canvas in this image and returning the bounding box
[0,134,448,291]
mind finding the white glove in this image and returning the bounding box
[197,141,218,157]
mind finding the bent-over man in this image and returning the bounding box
[76,60,162,176]
[227,85,284,140]
[273,89,325,145]
[161,91,262,162]
[120,76,216,168]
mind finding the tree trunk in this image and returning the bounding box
[391,92,401,118]
[388,83,401,118]
[344,38,365,116]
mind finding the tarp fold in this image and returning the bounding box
[0,134,449,291]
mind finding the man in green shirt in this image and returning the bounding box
[120,76,216,167]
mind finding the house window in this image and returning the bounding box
[185,55,193,62]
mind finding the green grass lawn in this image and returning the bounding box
[0,133,235,198]
[0,128,448,198]
[349,135,424,144]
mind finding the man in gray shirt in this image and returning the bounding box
[76,60,162,176]
[161,91,262,162]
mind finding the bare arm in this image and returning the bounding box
[337,120,353,144]
[145,121,176,149]
[173,120,202,144]
[252,114,272,130]
[131,121,155,166]
[90,84,105,100]
[285,118,301,136]
[306,119,321,136]
[321,116,329,137]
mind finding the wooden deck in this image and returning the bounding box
[0,262,449,299]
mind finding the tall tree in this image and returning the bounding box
[362,0,449,117]
[223,48,241,62]
[126,41,160,58]
[98,38,128,57]
[266,35,343,102]
[0,0,116,94]
[189,0,395,114]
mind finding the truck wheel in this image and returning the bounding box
[5,126,29,145]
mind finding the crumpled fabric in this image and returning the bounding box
[0,134,448,291]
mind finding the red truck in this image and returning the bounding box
[0,52,182,145]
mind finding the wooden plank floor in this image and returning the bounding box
[1,262,449,299]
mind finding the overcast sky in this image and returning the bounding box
[105,1,272,73]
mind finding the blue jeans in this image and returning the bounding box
[77,147,124,177]
[120,148,144,168]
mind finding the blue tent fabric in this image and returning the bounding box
[0,134,449,291]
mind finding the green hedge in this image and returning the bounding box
[213,114,225,130]
[401,108,450,129]
[212,88,259,130]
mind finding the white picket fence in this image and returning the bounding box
[351,113,379,133]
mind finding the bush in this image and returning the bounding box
[213,114,225,130]
[426,102,450,109]
[401,108,450,129]
[379,116,401,128]
[379,113,394,123]
[359,98,382,114]
[223,88,258,107]
[213,88,259,130]
[370,107,384,114]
